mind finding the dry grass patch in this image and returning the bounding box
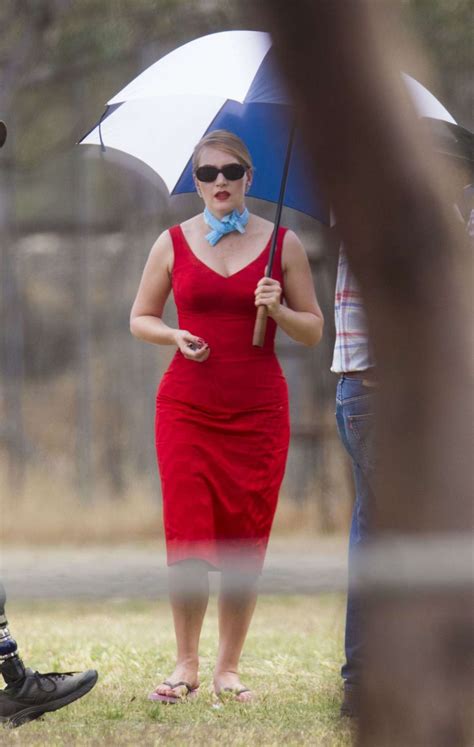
[0,596,354,746]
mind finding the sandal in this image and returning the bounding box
[148,680,199,704]
[215,686,253,703]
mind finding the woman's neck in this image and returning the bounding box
[206,202,246,220]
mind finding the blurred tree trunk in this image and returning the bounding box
[101,236,128,498]
[0,115,26,492]
[0,2,67,493]
[260,1,473,745]
[73,79,93,500]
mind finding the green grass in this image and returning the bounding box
[1,596,354,746]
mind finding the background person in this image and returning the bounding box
[331,243,376,718]
[130,130,324,703]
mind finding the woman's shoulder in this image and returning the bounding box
[281,227,301,246]
[151,227,175,250]
[178,214,205,243]
[142,228,175,274]
[248,213,273,233]
[157,215,200,244]
[280,228,309,271]
[180,214,203,231]
[248,213,292,238]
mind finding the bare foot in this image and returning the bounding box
[214,670,253,702]
[151,662,199,701]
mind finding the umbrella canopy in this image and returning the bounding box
[79,30,465,224]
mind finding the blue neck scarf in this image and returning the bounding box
[203,206,249,246]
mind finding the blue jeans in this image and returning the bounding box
[336,375,376,687]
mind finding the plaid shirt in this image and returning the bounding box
[331,246,375,373]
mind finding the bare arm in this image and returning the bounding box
[130,230,209,361]
[254,230,324,346]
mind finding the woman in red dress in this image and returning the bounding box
[130,130,323,703]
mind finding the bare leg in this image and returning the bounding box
[152,560,209,699]
[213,572,259,702]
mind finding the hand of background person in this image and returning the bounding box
[254,277,282,318]
[174,330,210,362]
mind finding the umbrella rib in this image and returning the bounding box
[77,103,124,146]
[170,99,231,197]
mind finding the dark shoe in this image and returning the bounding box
[0,668,98,728]
[340,684,359,718]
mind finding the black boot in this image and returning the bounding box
[0,668,98,728]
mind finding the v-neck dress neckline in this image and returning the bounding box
[178,224,273,280]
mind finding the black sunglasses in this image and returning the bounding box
[195,163,246,183]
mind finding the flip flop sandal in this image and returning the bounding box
[216,687,253,702]
[148,680,199,704]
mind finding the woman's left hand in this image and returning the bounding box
[254,277,282,318]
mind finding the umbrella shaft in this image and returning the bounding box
[266,117,296,278]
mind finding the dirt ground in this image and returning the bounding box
[1,536,347,600]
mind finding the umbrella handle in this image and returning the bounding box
[252,305,268,347]
[252,118,296,348]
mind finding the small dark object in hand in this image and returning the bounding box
[187,339,205,352]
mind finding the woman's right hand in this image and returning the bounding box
[174,330,210,362]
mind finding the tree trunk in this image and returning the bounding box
[259,1,473,744]
[73,80,93,501]
[0,112,26,493]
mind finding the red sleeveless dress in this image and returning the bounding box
[155,224,290,572]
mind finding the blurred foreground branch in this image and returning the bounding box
[261,1,473,745]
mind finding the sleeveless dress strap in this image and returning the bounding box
[168,225,191,276]
[168,225,184,254]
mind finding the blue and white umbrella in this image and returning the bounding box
[79,30,462,226]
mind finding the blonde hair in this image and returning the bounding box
[192,130,253,172]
